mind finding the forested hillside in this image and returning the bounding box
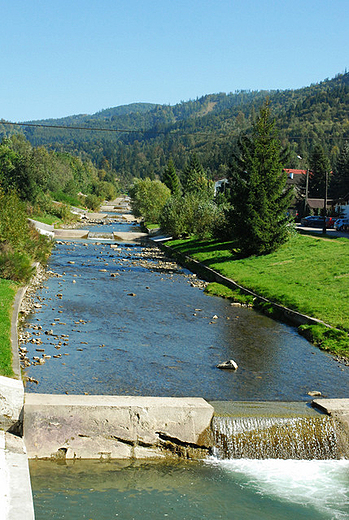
[1,72,349,184]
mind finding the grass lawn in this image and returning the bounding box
[168,233,349,356]
[0,279,17,377]
[30,213,60,226]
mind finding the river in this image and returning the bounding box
[23,214,349,519]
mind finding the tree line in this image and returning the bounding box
[0,134,120,283]
[2,71,349,186]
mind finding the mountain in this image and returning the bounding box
[1,72,349,183]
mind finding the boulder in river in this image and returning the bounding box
[217,359,238,370]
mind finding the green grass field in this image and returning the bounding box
[30,213,60,226]
[0,279,17,377]
[168,233,349,356]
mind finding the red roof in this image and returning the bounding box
[283,169,307,175]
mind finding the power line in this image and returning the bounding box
[0,120,225,138]
[0,120,147,133]
[1,120,348,142]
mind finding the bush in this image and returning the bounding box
[130,178,171,223]
[0,246,33,283]
[85,194,102,211]
[160,193,220,239]
[0,188,52,283]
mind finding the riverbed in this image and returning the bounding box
[21,220,349,400]
[24,215,349,520]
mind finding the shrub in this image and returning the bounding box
[0,246,33,283]
[85,194,102,211]
[160,193,219,239]
[0,188,52,283]
[130,178,171,223]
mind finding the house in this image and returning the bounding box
[334,193,349,218]
[214,178,229,196]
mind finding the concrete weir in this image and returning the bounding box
[23,394,214,460]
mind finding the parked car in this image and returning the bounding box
[334,218,349,231]
[300,216,335,228]
[300,216,324,228]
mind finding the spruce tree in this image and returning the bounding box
[308,144,331,198]
[331,143,349,198]
[182,153,213,199]
[162,158,181,197]
[228,100,293,257]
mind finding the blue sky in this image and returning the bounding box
[1,0,348,121]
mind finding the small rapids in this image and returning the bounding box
[212,414,341,460]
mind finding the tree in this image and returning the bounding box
[182,153,214,199]
[228,100,293,257]
[331,142,349,198]
[162,158,181,197]
[308,144,331,198]
[129,178,171,223]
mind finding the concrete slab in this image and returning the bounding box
[54,229,89,239]
[5,433,35,520]
[23,394,214,460]
[28,219,54,238]
[0,431,35,520]
[0,431,9,519]
[120,214,137,222]
[312,399,349,414]
[113,231,148,241]
[81,212,108,220]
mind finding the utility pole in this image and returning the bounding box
[322,170,328,234]
[304,169,309,215]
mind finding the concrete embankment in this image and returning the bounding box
[23,394,214,460]
[0,377,35,519]
[155,240,337,330]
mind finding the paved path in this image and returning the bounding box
[0,430,34,519]
[296,224,349,238]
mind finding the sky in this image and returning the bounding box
[1,0,348,122]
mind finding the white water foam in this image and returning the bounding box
[206,458,349,519]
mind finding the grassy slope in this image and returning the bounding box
[168,233,349,351]
[0,279,17,377]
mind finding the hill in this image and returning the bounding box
[1,72,349,183]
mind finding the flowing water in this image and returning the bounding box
[22,221,349,400]
[25,215,349,518]
[209,401,347,461]
[29,458,349,519]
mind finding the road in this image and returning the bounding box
[296,224,349,238]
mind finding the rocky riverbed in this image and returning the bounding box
[18,241,208,385]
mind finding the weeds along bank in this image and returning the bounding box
[162,233,349,361]
[0,189,53,377]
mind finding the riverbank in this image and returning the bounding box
[161,233,349,360]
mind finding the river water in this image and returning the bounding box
[30,458,349,519]
[23,220,349,400]
[24,217,349,519]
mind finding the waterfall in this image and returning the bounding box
[211,403,344,460]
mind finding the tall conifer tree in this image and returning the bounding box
[228,100,293,257]
[182,153,213,199]
[331,143,349,198]
[162,158,181,197]
[308,144,331,198]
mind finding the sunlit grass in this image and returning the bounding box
[0,279,16,376]
[168,233,349,333]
